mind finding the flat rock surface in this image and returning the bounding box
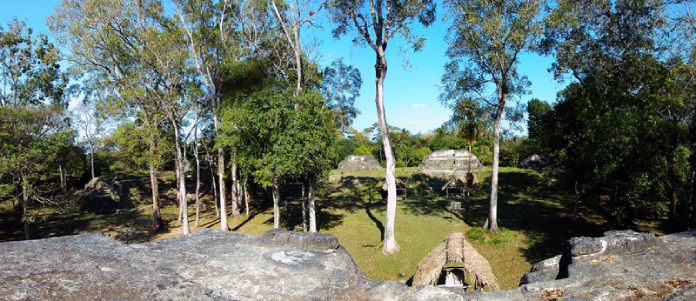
[1,229,695,300]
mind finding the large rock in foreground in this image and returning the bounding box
[1,229,695,300]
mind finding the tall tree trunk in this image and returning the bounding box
[194,122,201,229]
[293,42,302,94]
[149,139,164,231]
[272,179,280,229]
[206,147,220,218]
[468,143,473,173]
[22,180,29,240]
[308,181,317,233]
[89,143,95,179]
[213,112,228,231]
[59,164,67,193]
[487,89,507,233]
[211,166,220,217]
[176,158,183,224]
[688,171,695,229]
[172,121,190,235]
[243,179,250,217]
[230,161,240,216]
[375,53,400,254]
[301,183,307,232]
[270,0,302,95]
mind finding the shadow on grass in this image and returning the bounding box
[394,170,606,264]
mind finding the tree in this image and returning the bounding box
[173,0,239,228]
[450,99,488,173]
[0,107,74,240]
[71,101,104,179]
[0,19,68,108]
[0,20,70,240]
[269,0,320,95]
[50,0,172,231]
[525,98,551,154]
[442,0,542,232]
[538,0,696,227]
[281,91,337,232]
[321,59,362,134]
[327,0,436,254]
[137,5,196,235]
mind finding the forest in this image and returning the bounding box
[1,0,695,289]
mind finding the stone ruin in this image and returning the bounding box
[337,155,383,170]
[420,149,483,176]
[519,154,548,170]
[1,229,694,300]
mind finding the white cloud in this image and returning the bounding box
[412,103,427,109]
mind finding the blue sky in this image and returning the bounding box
[1,0,563,134]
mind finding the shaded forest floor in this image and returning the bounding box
[0,167,672,289]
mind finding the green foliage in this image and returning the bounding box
[221,83,337,187]
[321,59,362,133]
[537,0,695,227]
[544,55,693,226]
[525,98,552,155]
[441,0,541,105]
[354,144,374,156]
[0,106,74,201]
[326,0,436,51]
[101,123,171,175]
[0,19,68,107]
[500,137,526,167]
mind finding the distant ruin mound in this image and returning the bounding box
[420,149,483,176]
[337,155,383,170]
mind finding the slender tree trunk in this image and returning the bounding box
[207,148,220,218]
[293,43,302,94]
[230,161,240,216]
[194,122,201,229]
[243,179,250,217]
[22,180,29,240]
[211,167,220,217]
[59,165,67,193]
[214,117,228,230]
[688,171,695,229]
[272,180,280,229]
[89,143,95,179]
[308,181,317,233]
[301,183,307,232]
[487,90,507,233]
[172,121,190,235]
[270,0,302,95]
[375,53,400,254]
[176,158,183,224]
[149,139,164,231]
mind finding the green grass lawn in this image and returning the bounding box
[0,167,609,289]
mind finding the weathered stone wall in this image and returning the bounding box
[420,149,483,176]
[337,155,383,170]
[1,229,694,300]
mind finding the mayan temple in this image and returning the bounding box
[419,149,483,176]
